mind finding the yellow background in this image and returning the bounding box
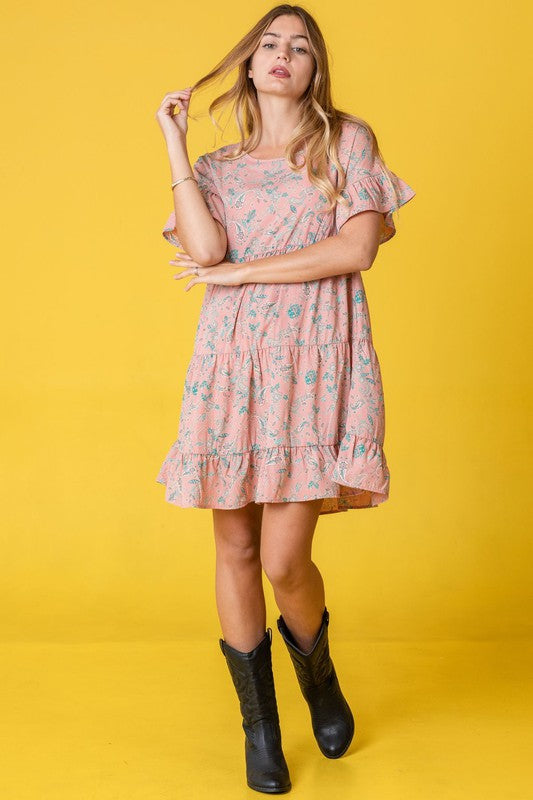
[1,1,532,797]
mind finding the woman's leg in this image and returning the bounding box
[261,498,355,759]
[260,498,325,652]
[215,501,292,792]
[212,501,266,652]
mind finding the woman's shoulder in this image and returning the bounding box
[197,144,243,183]
[197,121,366,174]
[200,121,364,157]
[334,119,376,168]
[338,118,368,148]
[202,143,241,164]
[339,118,361,135]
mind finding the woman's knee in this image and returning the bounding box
[212,503,263,564]
[261,550,309,590]
[260,499,321,589]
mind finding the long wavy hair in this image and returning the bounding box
[187,4,402,214]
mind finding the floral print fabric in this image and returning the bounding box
[156,120,415,514]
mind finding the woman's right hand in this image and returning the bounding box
[155,88,193,141]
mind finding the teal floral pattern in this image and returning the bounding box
[157,120,415,514]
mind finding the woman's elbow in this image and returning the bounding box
[197,242,227,266]
[197,225,228,266]
[198,251,225,266]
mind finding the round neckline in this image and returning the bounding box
[244,152,288,163]
[239,139,306,164]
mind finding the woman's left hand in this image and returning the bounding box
[170,252,245,291]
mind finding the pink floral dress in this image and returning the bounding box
[156,119,415,515]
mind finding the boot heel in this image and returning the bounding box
[220,628,292,793]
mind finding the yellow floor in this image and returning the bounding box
[0,639,531,798]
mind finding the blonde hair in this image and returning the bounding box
[187,4,402,215]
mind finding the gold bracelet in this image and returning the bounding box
[171,176,197,190]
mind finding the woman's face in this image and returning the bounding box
[248,14,315,102]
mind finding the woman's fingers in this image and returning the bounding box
[170,256,195,266]
[162,89,192,106]
[170,267,196,288]
[156,88,193,118]
[162,88,192,101]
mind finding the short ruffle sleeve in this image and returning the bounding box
[334,123,415,245]
[162,154,226,248]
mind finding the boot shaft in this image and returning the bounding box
[277,607,333,689]
[219,627,281,728]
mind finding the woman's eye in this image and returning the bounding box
[261,42,308,53]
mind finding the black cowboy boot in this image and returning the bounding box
[276,606,355,758]
[219,627,292,794]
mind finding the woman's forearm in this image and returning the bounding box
[167,135,225,266]
[238,233,370,284]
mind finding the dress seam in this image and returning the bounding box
[176,436,381,457]
[191,338,372,356]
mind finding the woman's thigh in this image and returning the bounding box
[259,498,323,583]
[212,501,265,557]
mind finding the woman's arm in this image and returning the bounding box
[167,135,227,266]
[171,209,384,290]
[239,210,383,284]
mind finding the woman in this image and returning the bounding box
[155,4,415,794]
